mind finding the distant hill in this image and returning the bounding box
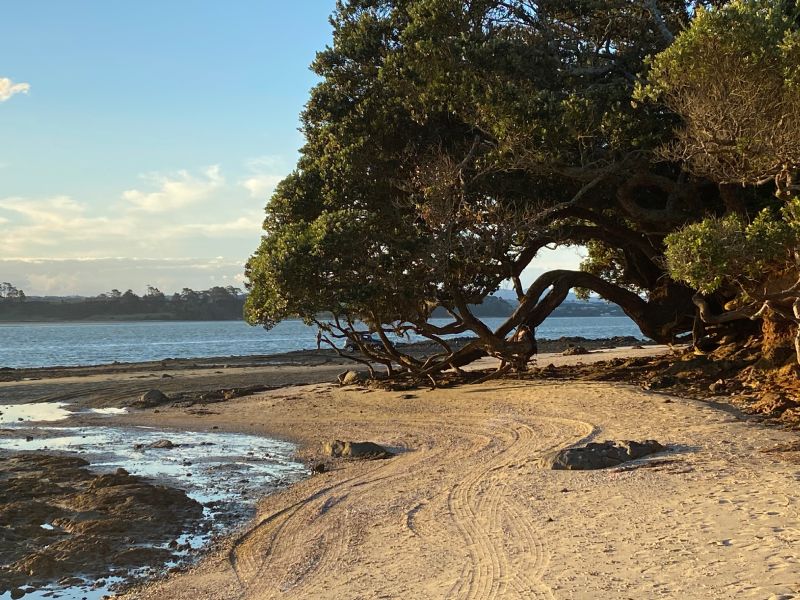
[431,294,624,318]
[488,291,624,317]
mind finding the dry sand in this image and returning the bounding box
[84,347,800,600]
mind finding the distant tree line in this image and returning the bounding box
[0,281,620,323]
[0,285,246,322]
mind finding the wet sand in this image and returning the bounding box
[4,345,800,599]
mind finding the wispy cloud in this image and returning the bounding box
[0,164,267,260]
[122,165,223,212]
[240,155,287,198]
[0,160,283,293]
[0,195,122,254]
[0,77,30,102]
[0,257,247,296]
[241,173,283,198]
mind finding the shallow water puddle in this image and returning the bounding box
[0,406,307,599]
[0,402,127,426]
[0,402,72,424]
[1,425,307,504]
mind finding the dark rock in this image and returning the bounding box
[646,375,677,390]
[10,588,25,599]
[148,439,176,449]
[709,379,727,394]
[131,389,169,409]
[322,440,392,460]
[695,335,719,353]
[540,440,666,470]
[562,345,589,356]
[311,462,327,474]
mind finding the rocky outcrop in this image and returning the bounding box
[539,440,666,470]
[130,389,169,408]
[0,452,203,591]
[562,345,590,356]
[322,440,392,459]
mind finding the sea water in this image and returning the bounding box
[0,316,645,369]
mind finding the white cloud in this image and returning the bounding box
[174,215,262,236]
[0,162,279,293]
[240,155,287,198]
[241,173,283,198]
[0,195,124,254]
[0,257,247,296]
[0,77,30,102]
[122,165,223,212]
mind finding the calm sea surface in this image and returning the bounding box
[0,317,645,369]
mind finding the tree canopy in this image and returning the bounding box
[246,0,800,379]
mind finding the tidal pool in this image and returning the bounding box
[0,404,307,599]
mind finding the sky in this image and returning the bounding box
[1,1,580,297]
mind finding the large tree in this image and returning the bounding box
[246,0,755,381]
[642,0,800,366]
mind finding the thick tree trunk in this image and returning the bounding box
[438,270,695,372]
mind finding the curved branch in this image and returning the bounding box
[693,294,757,324]
[616,173,695,229]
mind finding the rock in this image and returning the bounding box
[148,439,176,449]
[311,462,327,474]
[645,374,677,389]
[337,370,360,386]
[10,588,25,599]
[131,389,169,409]
[322,440,392,460]
[695,335,719,353]
[562,345,589,356]
[539,439,666,470]
[709,379,727,394]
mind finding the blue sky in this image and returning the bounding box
[0,1,578,296]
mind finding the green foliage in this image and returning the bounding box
[245,0,704,332]
[637,0,800,190]
[665,199,800,294]
[579,241,630,292]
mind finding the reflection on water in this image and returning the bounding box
[0,402,72,424]
[1,425,306,504]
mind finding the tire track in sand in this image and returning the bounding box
[446,415,594,600]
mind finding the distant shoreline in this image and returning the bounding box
[0,311,625,325]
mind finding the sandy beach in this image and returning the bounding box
[2,346,799,598]
[29,346,787,600]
